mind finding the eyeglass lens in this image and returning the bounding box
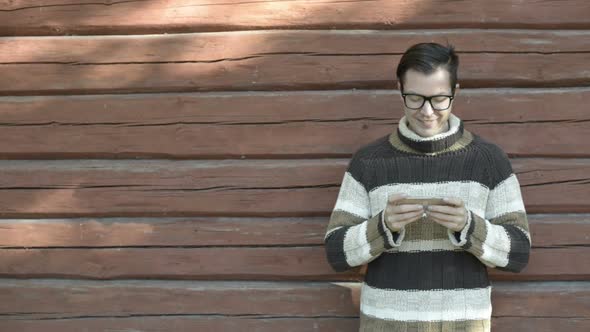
[404,95,451,111]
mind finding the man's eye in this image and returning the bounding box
[408,96,422,102]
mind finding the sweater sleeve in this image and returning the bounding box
[324,157,405,272]
[447,147,531,273]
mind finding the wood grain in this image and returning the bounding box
[0,158,586,218]
[0,280,587,316]
[1,30,590,95]
[0,215,586,247]
[0,317,359,332]
[0,246,586,281]
[1,52,589,95]
[3,30,590,62]
[0,214,587,281]
[0,0,589,35]
[0,88,589,158]
[0,280,587,331]
[0,315,587,332]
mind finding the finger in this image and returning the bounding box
[386,214,422,229]
[427,205,458,215]
[428,211,463,224]
[393,204,424,213]
[400,209,426,220]
[394,210,425,223]
[384,208,423,221]
[387,193,408,204]
[442,197,464,207]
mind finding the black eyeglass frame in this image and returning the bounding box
[401,92,455,111]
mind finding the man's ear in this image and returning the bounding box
[454,83,460,95]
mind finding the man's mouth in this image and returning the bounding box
[420,119,437,126]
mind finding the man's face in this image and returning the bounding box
[397,67,459,138]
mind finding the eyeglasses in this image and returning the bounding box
[401,92,455,111]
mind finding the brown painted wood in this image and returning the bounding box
[0,279,362,318]
[0,158,587,218]
[0,317,359,332]
[0,280,587,331]
[3,30,590,63]
[0,280,587,317]
[1,52,589,95]
[0,217,328,247]
[514,158,590,214]
[492,318,590,332]
[0,159,341,218]
[490,282,590,317]
[0,246,586,280]
[0,1,589,35]
[0,215,586,247]
[0,246,358,280]
[0,88,587,159]
[526,215,590,247]
[0,316,588,332]
[491,247,590,281]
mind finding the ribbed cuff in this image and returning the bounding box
[448,209,472,246]
[380,210,405,247]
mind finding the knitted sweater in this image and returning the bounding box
[324,113,531,332]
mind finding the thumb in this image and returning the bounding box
[387,193,408,203]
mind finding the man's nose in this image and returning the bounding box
[420,101,435,116]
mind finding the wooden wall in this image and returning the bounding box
[0,1,589,331]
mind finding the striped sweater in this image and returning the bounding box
[324,113,531,332]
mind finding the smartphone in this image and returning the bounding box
[393,197,451,207]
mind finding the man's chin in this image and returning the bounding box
[410,123,437,137]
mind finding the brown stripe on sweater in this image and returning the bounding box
[327,209,527,249]
[325,209,365,235]
[389,128,475,155]
[466,212,488,257]
[489,210,530,234]
[365,211,391,255]
[393,215,461,241]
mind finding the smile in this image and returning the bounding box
[421,119,438,126]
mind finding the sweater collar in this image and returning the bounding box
[393,113,466,154]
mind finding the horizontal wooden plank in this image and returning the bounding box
[4,30,590,63]
[494,318,589,332]
[1,52,589,95]
[0,279,361,318]
[0,246,587,280]
[0,217,328,247]
[3,318,586,332]
[0,280,587,317]
[0,214,587,248]
[0,317,359,332]
[0,280,587,332]
[0,215,586,281]
[0,88,588,158]
[0,158,587,218]
[491,282,590,317]
[0,1,589,35]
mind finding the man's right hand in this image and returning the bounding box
[383,194,425,232]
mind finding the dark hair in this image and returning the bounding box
[396,42,459,95]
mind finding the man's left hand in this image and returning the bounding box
[426,197,468,232]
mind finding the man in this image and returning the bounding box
[324,42,531,332]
